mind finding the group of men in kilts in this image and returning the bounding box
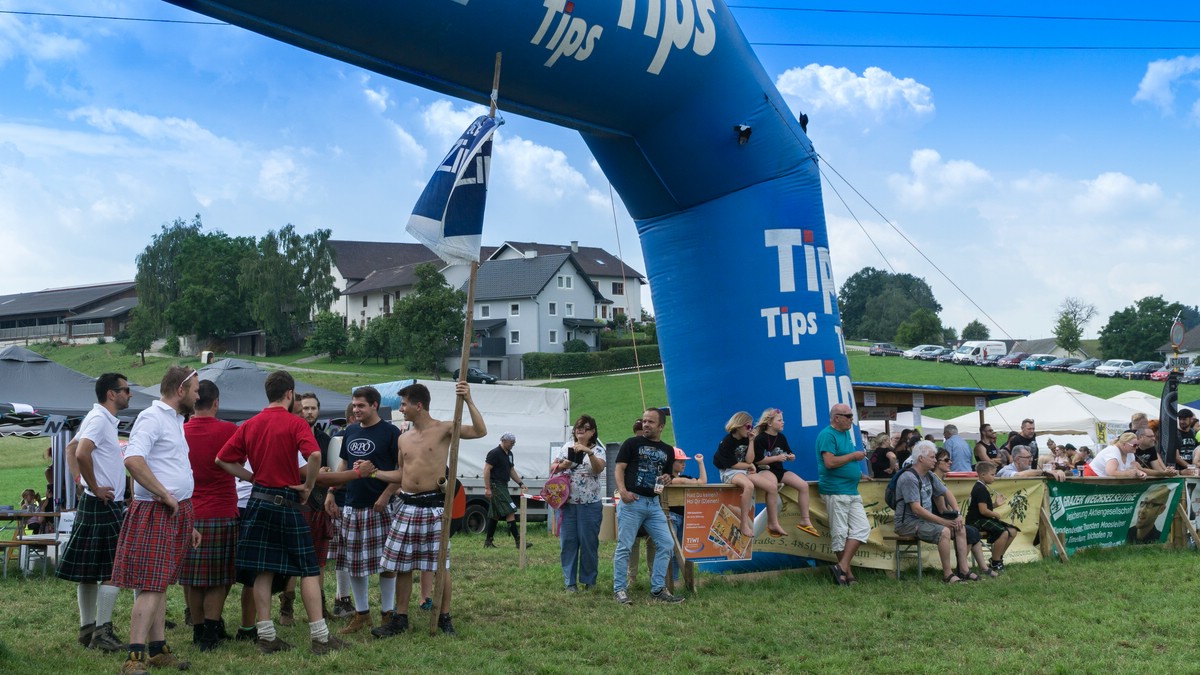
[55,366,485,674]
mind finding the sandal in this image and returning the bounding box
[795,524,821,538]
[957,570,981,582]
[767,526,789,538]
[982,567,999,578]
[942,574,962,584]
[829,564,849,586]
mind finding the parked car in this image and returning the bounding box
[1095,359,1134,377]
[454,367,498,384]
[1182,365,1200,385]
[981,353,1004,367]
[1067,358,1102,374]
[1150,366,1172,382]
[1041,357,1081,372]
[869,342,902,356]
[903,344,943,359]
[918,347,954,361]
[1122,361,1162,380]
[1019,354,1057,371]
[996,352,1030,368]
[951,340,1008,364]
[936,349,958,363]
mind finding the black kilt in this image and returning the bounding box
[236,486,318,579]
[56,493,125,583]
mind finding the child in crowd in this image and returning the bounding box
[667,450,707,582]
[20,489,42,534]
[967,461,1019,572]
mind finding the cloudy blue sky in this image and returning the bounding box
[2,2,1198,342]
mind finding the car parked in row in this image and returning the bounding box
[453,367,498,384]
[981,353,1004,366]
[1150,366,1173,382]
[1067,358,1103,374]
[1183,365,1200,385]
[918,347,954,361]
[869,342,902,356]
[1095,359,1134,377]
[996,352,1030,368]
[1041,357,1081,372]
[903,344,943,359]
[1019,354,1057,371]
[1122,361,1162,380]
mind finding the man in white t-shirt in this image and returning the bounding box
[56,373,132,652]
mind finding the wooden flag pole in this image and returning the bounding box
[429,51,502,636]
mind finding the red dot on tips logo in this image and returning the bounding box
[780,306,788,313]
[824,360,835,373]
[803,230,814,243]
[565,1,574,12]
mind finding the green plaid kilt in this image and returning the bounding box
[55,493,125,583]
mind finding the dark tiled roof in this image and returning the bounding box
[469,254,604,303]
[0,281,136,319]
[64,297,139,323]
[344,262,424,295]
[328,240,440,282]
[1158,324,1200,353]
[491,241,645,282]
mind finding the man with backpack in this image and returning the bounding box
[893,441,975,583]
[816,403,869,587]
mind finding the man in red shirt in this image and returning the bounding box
[181,380,239,652]
[216,371,367,656]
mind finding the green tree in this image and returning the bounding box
[239,225,337,353]
[165,232,257,339]
[134,215,203,335]
[1098,296,1185,362]
[307,311,349,361]
[362,314,402,365]
[121,305,157,366]
[894,307,945,347]
[394,264,466,376]
[1053,297,1097,356]
[838,267,942,341]
[962,319,989,340]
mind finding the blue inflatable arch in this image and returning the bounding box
[167,0,855,477]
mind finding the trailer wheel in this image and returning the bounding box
[464,502,489,534]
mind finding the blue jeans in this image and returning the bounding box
[559,501,602,588]
[667,511,683,582]
[613,496,674,594]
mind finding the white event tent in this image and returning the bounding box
[946,385,1142,439]
[1107,390,1199,419]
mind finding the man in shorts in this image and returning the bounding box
[57,372,132,653]
[894,440,973,583]
[373,381,486,637]
[816,403,870,586]
[111,366,202,674]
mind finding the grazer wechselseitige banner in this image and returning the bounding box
[1047,480,1183,555]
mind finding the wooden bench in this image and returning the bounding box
[883,533,922,580]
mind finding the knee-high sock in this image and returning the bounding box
[77,583,99,626]
[349,575,370,613]
[335,568,350,599]
[508,519,521,541]
[379,576,396,613]
[96,584,120,624]
[485,518,497,540]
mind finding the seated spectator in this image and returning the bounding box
[1127,484,1170,544]
[930,452,997,578]
[1133,427,1177,478]
[1178,409,1198,472]
[966,461,1019,572]
[974,424,1002,464]
[1049,442,1073,471]
[943,424,973,472]
[1085,433,1147,478]
[894,429,913,468]
[998,446,1067,481]
[869,433,898,479]
[1128,412,1149,434]
[20,488,42,534]
[713,411,787,538]
[1072,446,1092,468]
[932,449,952,481]
[893,441,976,583]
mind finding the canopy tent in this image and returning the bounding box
[946,385,1141,438]
[859,412,956,442]
[1108,390,1200,419]
[136,358,353,422]
[852,382,1028,443]
[0,345,158,422]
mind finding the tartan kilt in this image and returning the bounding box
[972,516,1016,543]
[236,487,318,579]
[327,513,341,560]
[302,509,333,565]
[180,517,238,587]
[56,493,126,583]
[335,503,393,577]
[487,482,515,520]
[380,503,447,573]
[110,499,195,593]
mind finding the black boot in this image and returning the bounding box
[198,620,221,652]
[192,623,204,645]
[484,519,498,548]
[509,520,532,549]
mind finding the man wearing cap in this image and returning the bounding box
[817,403,870,586]
[1178,409,1198,471]
[111,366,202,674]
[483,432,529,549]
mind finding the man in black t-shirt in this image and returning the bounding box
[1001,419,1040,464]
[1133,427,1178,477]
[1177,410,1198,471]
[612,408,684,605]
[483,433,528,549]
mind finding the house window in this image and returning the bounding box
[612,282,625,295]
[510,330,520,345]
[566,303,574,317]
[557,275,573,289]
[549,330,558,344]
[510,303,520,317]
[480,305,490,319]
[383,294,391,314]
[362,296,368,308]
[601,305,608,319]
[548,302,557,316]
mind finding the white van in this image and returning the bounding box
[952,340,1007,364]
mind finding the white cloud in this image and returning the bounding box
[1070,172,1162,215]
[0,13,86,65]
[385,121,427,166]
[256,151,307,201]
[362,81,390,113]
[776,64,934,117]
[887,149,991,209]
[1132,55,1200,115]
[421,99,488,145]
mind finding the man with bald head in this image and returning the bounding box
[816,403,869,586]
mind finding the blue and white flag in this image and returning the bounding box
[406,115,501,265]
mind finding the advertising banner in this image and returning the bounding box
[680,486,753,561]
[1046,479,1182,555]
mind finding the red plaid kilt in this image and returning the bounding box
[302,509,332,566]
[381,502,447,573]
[335,503,393,577]
[179,517,238,587]
[110,499,195,593]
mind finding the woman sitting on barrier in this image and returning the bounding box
[1085,432,1146,478]
[753,408,820,537]
[894,429,914,467]
[869,433,898,480]
[714,412,787,538]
